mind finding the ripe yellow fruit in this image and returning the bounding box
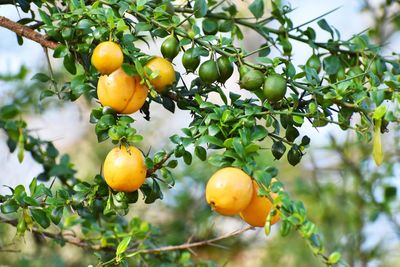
[205,167,253,216]
[103,146,147,192]
[240,181,280,227]
[97,68,148,114]
[91,41,124,74]
[145,57,176,93]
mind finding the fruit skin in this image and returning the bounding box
[240,69,265,91]
[240,181,280,227]
[239,65,250,77]
[97,68,148,114]
[145,57,176,93]
[199,60,219,84]
[205,167,253,216]
[103,146,147,192]
[161,36,180,61]
[263,74,287,102]
[182,48,201,73]
[91,41,124,75]
[216,56,234,83]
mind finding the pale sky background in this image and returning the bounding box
[0,1,399,263]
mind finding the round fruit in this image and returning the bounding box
[306,54,321,73]
[240,181,280,227]
[199,60,219,84]
[182,48,201,73]
[91,41,124,74]
[263,74,287,102]
[240,69,264,91]
[145,57,176,93]
[239,65,250,77]
[97,68,148,114]
[202,19,219,35]
[161,35,180,61]
[103,146,147,192]
[205,167,253,216]
[216,56,234,83]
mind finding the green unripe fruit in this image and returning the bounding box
[263,74,287,102]
[202,19,219,35]
[161,36,180,61]
[240,69,265,91]
[182,48,201,73]
[216,56,234,83]
[306,54,321,73]
[199,60,219,84]
[239,65,250,77]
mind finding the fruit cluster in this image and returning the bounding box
[91,38,283,228]
[161,34,287,103]
[91,40,176,192]
[206,167,280,228]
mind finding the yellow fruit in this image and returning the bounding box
[91,41,124,74]
[97,68,148,114]
[103,146,147,192]
[145,57,176,93]
[240,181,280,227]
[205,167,253,216]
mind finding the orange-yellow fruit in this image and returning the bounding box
[205,167,253,216]
[103,146,147,192]
[97,68,148,114]
[91,41,124,74]
[145,57,176,93]
[240,181,280,227]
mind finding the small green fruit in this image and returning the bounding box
[263,74,287,102]
[216,56,234,83]
[161,36,180,61]
[199,60,219,84]
[240,69,264,91]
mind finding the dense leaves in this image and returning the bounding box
[1,0,400,266]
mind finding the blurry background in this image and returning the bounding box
[0,0,400,266]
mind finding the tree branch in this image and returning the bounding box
[146,151,174,177]
[132,225,253,254]
[0,215,253,259]
[0,16,58,49]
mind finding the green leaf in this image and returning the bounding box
[287,145,302,166]
[53,45,68,58]
[50,207,63,225]
[116,236,132,256]
[328,252,341,264]
[249,0,264,19]
[38,10,51,25]
[200,135,224,147]
[317,19,333,38]
[323,55,340,75]
[195,146,207,161]
[1,199,19,214]
[272,141,286,160]
[30,208,50,228]
[40,90,55,100]
[373,105,387,120]
[31,73,51,82]
[194,0,208,18]
[183,151,192,165]
[29,178,37,196]
[0,104,19,119]
[63,54,76,75]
